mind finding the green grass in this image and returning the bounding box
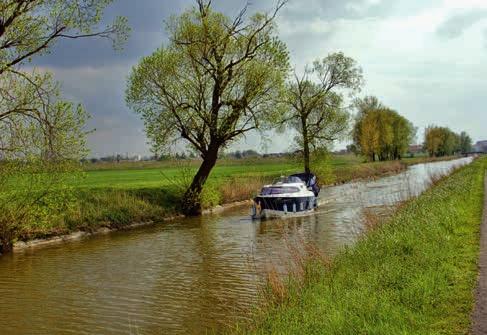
[77,158,302,189]
[62,158,307,231]
[241,157,486,335]
[7,154,460,242]
[77,154,456,190]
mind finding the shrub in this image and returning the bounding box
[200,183,221,208]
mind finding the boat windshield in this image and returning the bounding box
[273,176,303,184]
[260,186,300,195]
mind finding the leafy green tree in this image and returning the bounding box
[356,108,383,161]
[424,126,461,157]
[424,126,443,157]
[1,0,128,154]
[0,70,89,159]
[459,131,473,154]
[0,0,128,252]
[0,70,90,253]
[0,0,128,75]
[391,111,416,160]
[443,129,460,156]
[282,52,363,173]
[126,0,290,215]
[1,0,128,159]
[352,95,383,160]
[352,96,415,161]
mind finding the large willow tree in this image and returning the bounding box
[424,126,462,157]
[352,96,416,161]
[126,1,290,215]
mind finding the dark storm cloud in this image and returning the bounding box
[33,31,163,68]
[34,0,391,68]
[436,9,487,39]
[33,0,181,68]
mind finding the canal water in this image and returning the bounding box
[0,158,472,334]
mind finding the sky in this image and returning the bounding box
[33,0,487,157]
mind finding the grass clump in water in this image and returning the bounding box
[241,157,486,335]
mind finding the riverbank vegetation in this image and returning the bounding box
[351,96,416,162]
[424,126,473,157]
[239,157,486,334]
[0,154,458,251]
[0,1,128,253]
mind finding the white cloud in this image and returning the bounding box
[278,0,487,144]
[346,0,382,13]
[443,0,487,10]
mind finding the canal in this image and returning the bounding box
[0,158,472,334]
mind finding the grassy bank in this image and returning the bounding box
[239,157,486,334]
[12,154,459,243]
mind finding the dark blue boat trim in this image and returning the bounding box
[254,196,317,212]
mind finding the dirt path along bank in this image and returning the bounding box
[472,171,487,334]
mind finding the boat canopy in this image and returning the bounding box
[290,173,320,196]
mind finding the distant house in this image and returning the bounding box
[407,144,424,157]
[473,140,487,153]
[333,149,350,155]
[263,152,285,158]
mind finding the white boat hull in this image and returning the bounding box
[250,174,320,220]
[251,207,316,220]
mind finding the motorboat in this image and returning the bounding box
[251,173,320,219]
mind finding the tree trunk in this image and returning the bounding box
[303,141,311,174]
[1,218,17,254]
[181,145,219,216]
[0,237,12,254]
[302,117,311,174]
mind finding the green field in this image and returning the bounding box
[77,154,430,190]
[240,157,487,334]
[78,158,302,189]
[6,154,458,243]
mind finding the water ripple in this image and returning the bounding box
[0,158,472,334]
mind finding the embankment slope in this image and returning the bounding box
[243,157,487,335]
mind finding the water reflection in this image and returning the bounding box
[0,158,472,334]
